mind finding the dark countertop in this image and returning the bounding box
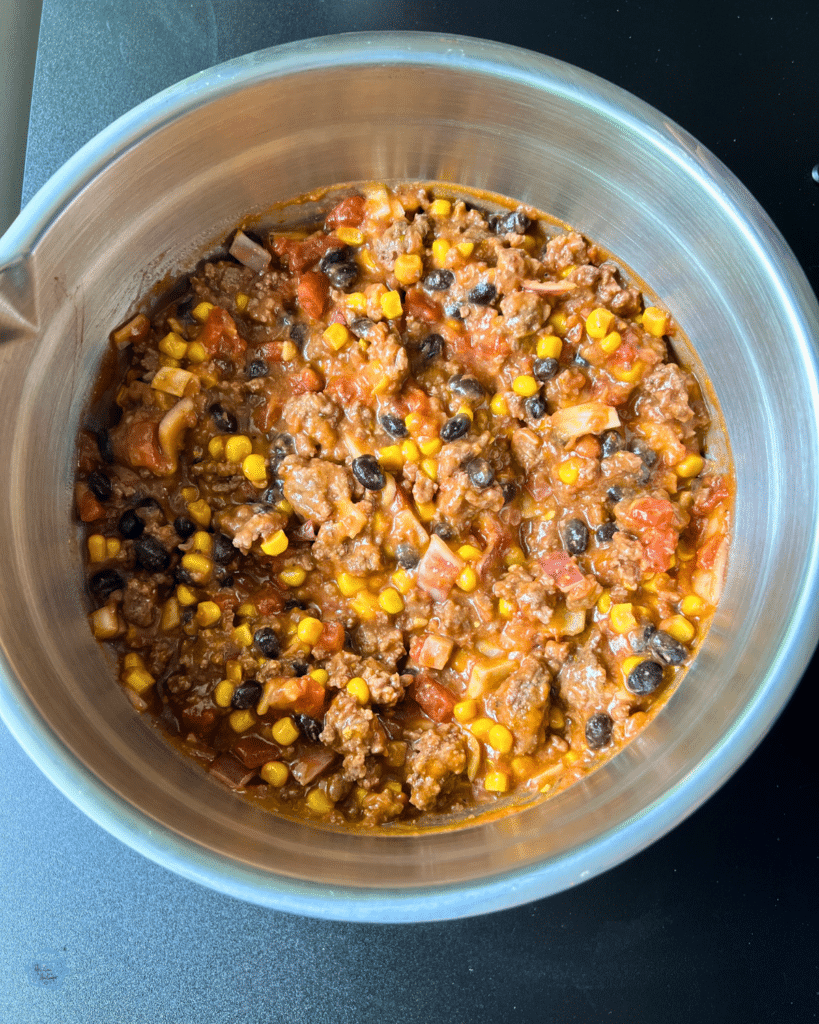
[3,2,818,1021]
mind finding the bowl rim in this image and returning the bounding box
[2,31,818,923]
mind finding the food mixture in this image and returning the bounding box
[75,183,732,827]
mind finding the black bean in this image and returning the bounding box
[260,481,283,504]
[424,269,455,291]
[217,573,234,589]
[533,357,559,381]
[349,317,375,339]
[625,660,664,695]
[488,210,532,235]
[606,486,624,505]
[173,516,196,540]
[501,481,517,505]
[289,323,307,345]
[466,457,495,489]
[419,333,444,361]
[574,352,591,368]
[467,281,497,305]
[585,712,613,749]
[291,661,309,677]
[396,543,420,569]
[352,455,386,491]
[174,566,195,586]
[269,433,296,466]
[631,624,656,653]
[446,306,464,319]
[209,403,237,434]
[212,533,235,565]
[595,522,618,545]
[88,568,124,601]
[600,429,625,458]
[325,261,358,289]
[87,470,112,502]
[380,413,408,438]
[295,714,324,743]
[319,246,351,272]
[231,680,263,710]
[440,414,471,442]
[284,599,308,612]
[649,629,688,666]
[449,374,485,401]
[254,627,281,658]
[525,393,548,420]
[563,518,589,555]
[629,438,657,467]
[95,429,114,464]
[431,522,455,541]
[247,359,269,378]
[118,509,145,539]
[133,536,170,573]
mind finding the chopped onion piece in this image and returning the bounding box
[550,401,620,445]
[229,230,271,273]
[416,534,464,602]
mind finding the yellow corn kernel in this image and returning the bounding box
[260,760,289,787]
[176,584,198,606]
[338,572,366,597]
[279,567,307,588]
[453,241,473,259]
[192,301,214,323]
[512,374,539,397]
[453,699,478,723]
[431,238,450,267]
[157,354,181,369]
[323,323,351,351]
[621,655,646,680]
[504,545,526,567]
[351,590,380,620]
[613,360,645,383]
[223,435,251,463]
[404,412,423,434]
[181,486,198,503]
[123,653,145,671]
[610,602,638,634]
[420,457,438,482]
[105,537,121,559]
[226,660,243,682]
[87,534,107,562]
[346,291,367,312]
[236,602,256,618]
[384,779,403,796]
[643,306,669,337]
[377,444,404,472]
[511,755,535,779]
[415,501,436,522]
[295,617,322,646]
[393,253,423,285]
[456,544,481,561]
[378,588,404,615]
[586,307,615,339]
[234,291,249,312]
[600,330,622,355]
[271,716,300,745]
[681,594,707,617]
[160,597,180,632]
[490,393,509,416]
[419,437,442,457]
[358,247,378,272]
[449,650,468,674]
[557,458,581,486]
[192,531,213,555]
[484,770,509,793]
[310,668,329,686]
[488,724,514,755]
[676,454,705,478]
[306,789,335,814]
[159,331,189,361]
[335,225,363,246]
[470,717,495,740]
[186,499,212,528]
[260,530,289,557]
[208,435,226,460]
[90,607,120,640]
[430,198,452,217]
[186,341,207,364]
[346,677,371,705]
[213,680,235,707]
[125,668,155,694]
[391,569,413,595]
[563,750,580,766]
[498,598,515,619]
[195,601,222,628]
[547,311,568,336]
[401,439,421,463]
[597,591,612,615]
[242,453,268,485]
[456,566,478,592]
[548,707,566,731]
[661,615,696,644]
[380,290,403,319]
[537,334,563,361]
[229,709,255,733]
[180,551,213,582]
[231,622,253,648]
[280,340,297,362]
[276,499,293,516]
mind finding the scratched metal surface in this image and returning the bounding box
[3,1,819,1022]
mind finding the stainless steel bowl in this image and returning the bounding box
[1,33,818,922]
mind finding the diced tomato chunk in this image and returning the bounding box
[696,532,725,571]
[77,487,105,522]
[626,497,675,530]
[404,287,443,324]
[197,306,245,358]
[252,584,285,616]
[412,675,456,723]
[540,551,584,590]
[273,234,345,273]
[297,270,330,320]
[325,195,366,228]
[290,366,324,394]
[313,621,345,657]
[409,634,455,670]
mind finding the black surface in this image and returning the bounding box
[15,1,819,1022]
